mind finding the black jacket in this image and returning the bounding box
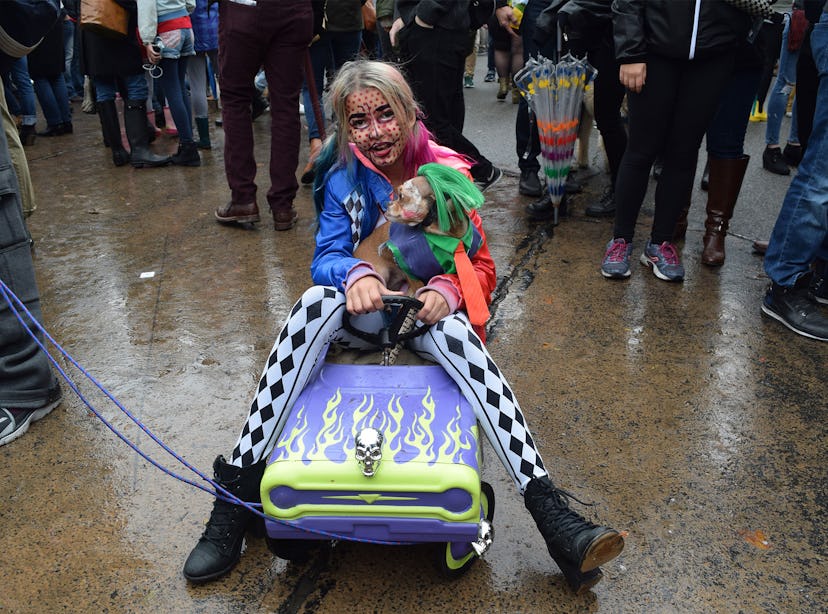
[612,0,752,63]
[395,0,471,31]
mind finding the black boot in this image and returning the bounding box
[125,100,171,168]
[171,140,201,166]
[183,455,266,584]
[97,100,130,167]
[524,476,624,577]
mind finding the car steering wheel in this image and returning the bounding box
[342,295,431,350]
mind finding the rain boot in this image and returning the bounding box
[702,155,749,267]
[171,140,201,167]
[524,476,624,582]
[125,100,171,168]
[97,100,130,167]
[195,117,212,150]
[183,455,266,584]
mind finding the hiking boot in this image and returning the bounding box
[183,455,266,583]
[586,187,616,218]
[762,146,790,175]
[601,238,633,279]
[273,208,298,230]
[524,476,624,575]
[782,143,803,167]
[640,240,684,282]
[473,165,502,192]
[0,382,62,447]
[518,169,542,197]
[215,201,260,225]
[761,275,828,341]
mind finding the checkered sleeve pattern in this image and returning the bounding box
[230,286,350,467]
[409,313,547,493]
[723,0,773,18]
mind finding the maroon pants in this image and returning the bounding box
[218,0,313,212]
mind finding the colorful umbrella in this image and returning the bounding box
[514,53,597,224]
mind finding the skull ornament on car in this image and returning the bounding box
[354,427,383,477]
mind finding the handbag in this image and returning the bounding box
[362,0,377,32]
[80,0,128,38]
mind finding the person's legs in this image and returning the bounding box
[184,286,374,582]
[762,16,828,341]
[158,59,194,142]
[701,65,761,266]
[0,79,60,443]
[399,25,495,183]
[261,1,313,224]
[612,56,679,242]
[62,18,76,97]
[651,55,734,245]
[218,1,267,206]
[32,78,62,132]
[410,314,623,584]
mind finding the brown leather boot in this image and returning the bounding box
[702,155,749,267]
[272,208,298,231]
[672,202,690,242]
[215,202,260,224]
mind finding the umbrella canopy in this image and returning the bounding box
[514,54,597,223]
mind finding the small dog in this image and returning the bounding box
[354,165,483,296]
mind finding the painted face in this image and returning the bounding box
[345,87,407,170]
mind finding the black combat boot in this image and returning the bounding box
[124,99,171,168]
[524,476,624,585]
[183,455,266,584]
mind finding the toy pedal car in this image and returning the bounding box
[260,297,495,576]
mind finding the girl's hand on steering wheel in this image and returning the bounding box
[416,290,449,325]
[346,276,403,314]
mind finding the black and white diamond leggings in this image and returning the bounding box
[230,286,547,492]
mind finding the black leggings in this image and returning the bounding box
[613,53,735,244]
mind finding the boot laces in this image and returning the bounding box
[532,481,599,540]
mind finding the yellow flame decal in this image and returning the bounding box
[312,388,346,459]
[397,388,438,464]
[387,395,405,457]
[345,393,374,455]
[274,404,310,461]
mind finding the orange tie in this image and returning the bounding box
[454,242,489,342]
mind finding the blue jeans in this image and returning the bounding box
[301,30,362,141]
[33,75,71,127]
[765,13,801,146]
[94,73,148,102]
[706,66,762,158]
[62,19,77,97]
[765,14,828,287]
[4,58,37,125]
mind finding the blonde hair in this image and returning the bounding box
[328,59,429,168]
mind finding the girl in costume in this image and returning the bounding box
[183,59,624,591]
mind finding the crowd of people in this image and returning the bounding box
[1,0,827,598]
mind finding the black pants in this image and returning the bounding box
[613,53,735,244]
[570,33,628,187]
[398,24,493,181]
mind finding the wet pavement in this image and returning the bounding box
[2,64,826,613]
